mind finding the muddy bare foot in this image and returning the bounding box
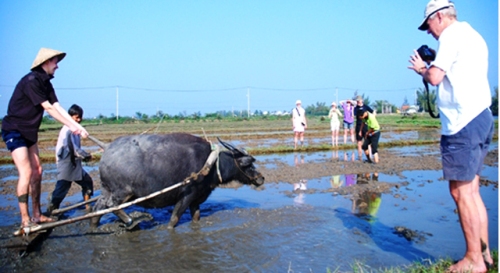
[31,215,56,223]
[448,257,487,273]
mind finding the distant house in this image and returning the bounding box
[401,105,419,115]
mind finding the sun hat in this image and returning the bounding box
[296,100,302,104]
[331,101,336,106]
[418,0,454,31]
[31,48,66,70]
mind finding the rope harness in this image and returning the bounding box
[227,150,264,182]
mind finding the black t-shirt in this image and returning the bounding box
[354,104,374,128]
[2,68,58,143]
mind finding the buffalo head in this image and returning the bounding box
[217,137,265,187]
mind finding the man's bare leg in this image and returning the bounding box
[357,141,363,161]
[27,144,52,222]
[294,132,299,149]
[11,147,33,226]
[448,177,488,273]
[472,175,493,266]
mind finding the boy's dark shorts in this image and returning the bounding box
[362,131,381,154]
[1,130,35,152]
[440,109,494,181]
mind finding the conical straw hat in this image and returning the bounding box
[31,47,66,70]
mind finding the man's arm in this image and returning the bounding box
[41,101,88,137]
[420,66,446,86]
[408,49,446,86]
[358,121,364,136]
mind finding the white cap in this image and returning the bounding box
[418,0,454,31]
[296,100,302,104]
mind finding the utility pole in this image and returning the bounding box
[116,86,119,120]
[247,88,250,118]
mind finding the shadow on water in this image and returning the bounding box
[125,197,261,230]
[63,193,261,231]
[334,207,432,262]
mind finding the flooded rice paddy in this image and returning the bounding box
[0,131,497,272]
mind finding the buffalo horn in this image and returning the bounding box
[217,137,248,155]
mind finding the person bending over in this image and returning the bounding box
[358,109,380,164]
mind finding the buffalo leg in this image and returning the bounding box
[90,195,109,229]
[168,202,182,229]
[90,192,134,229]
[189,203,201,222]
[169,198,193,229]
[114,209,133,227]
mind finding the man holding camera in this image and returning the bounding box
[408,0,494,272]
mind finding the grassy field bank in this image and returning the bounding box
[1,113,497,164]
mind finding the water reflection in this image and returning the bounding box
[294,153,305,166]
[352,173,381,222]
[293,153,308,205]
[330,175,343,188]
[417,129,440,140]
[293,179,307,204]
[331,172,382,222]
[330,150,356,162]
[331,171,432,261]
[344,173,356,187]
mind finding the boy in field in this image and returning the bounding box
[358,109,381,164]
[47,104,93,214]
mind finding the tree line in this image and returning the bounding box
[26,87,498,124]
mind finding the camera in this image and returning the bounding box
[417,45,436,62]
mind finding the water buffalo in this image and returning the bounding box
[89,133,264,229]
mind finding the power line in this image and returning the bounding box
[0,84,421,93]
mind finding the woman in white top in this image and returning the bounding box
[292,100,307,149]
[328,102,343,147]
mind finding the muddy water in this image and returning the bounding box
[0,145,498,272]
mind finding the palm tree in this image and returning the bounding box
[416,87,438,113]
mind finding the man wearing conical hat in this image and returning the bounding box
[1,47,89,235]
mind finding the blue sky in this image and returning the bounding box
[0,1,498,118]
